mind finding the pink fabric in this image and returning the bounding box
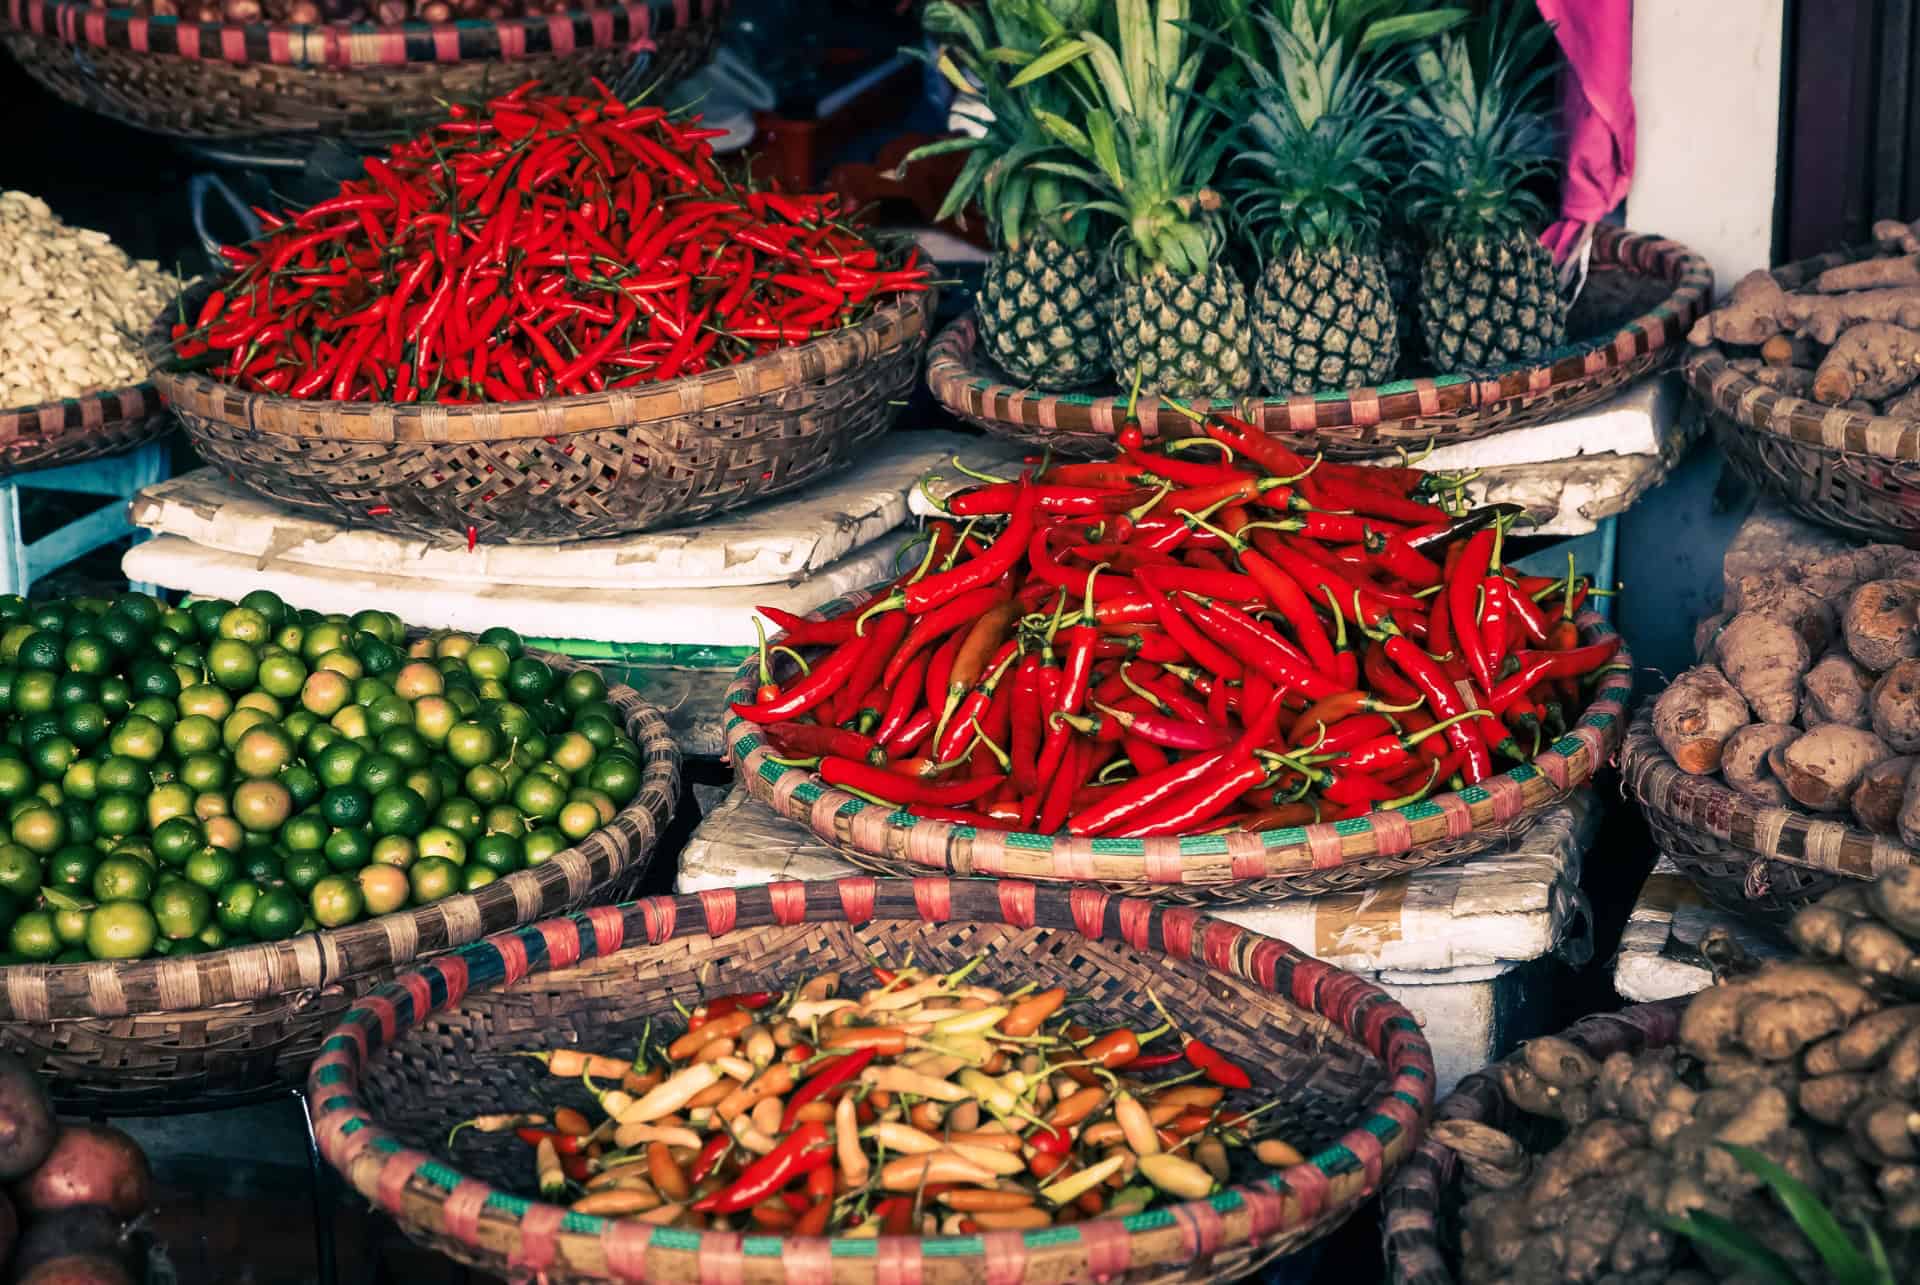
[1537,0,1635,263]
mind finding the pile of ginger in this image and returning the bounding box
[1444,868,1920,1284]
[1691,216,1920,414]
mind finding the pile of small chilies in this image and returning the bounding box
[732,411,1623,837]
[168,83,930,404]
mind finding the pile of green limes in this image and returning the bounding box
[0,590,644,963]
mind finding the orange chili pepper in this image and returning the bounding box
[668,1009,751,1059]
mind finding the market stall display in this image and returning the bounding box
[309,877,1435,1282]
[727,407,1628,894]
[0,0,725,145]
[1613,858,1791,1005]
[150,84,935,544]
[1385,866,1920,1284]
[0,591,678,1109]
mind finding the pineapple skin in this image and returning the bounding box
[1105,262,1254,398]
[1252,246,1399,393]
[1417,233,1567,371]
[977,238,1112,391]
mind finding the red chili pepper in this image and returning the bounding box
[729,632,875,725]
[693,1123,831,1214]
[1384,636,1493,784]
[781,1047,876,1131]
[819,757,1003,807]
[1184,1039,1254,1089]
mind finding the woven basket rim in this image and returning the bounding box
[309,876,1437,1276]
[723,588,1631,890]
[1683,243,1920,460]
[147,283,934,445]
[1381,998,1686,1285]
[1,0,724,65]
[926,224,1714,440]
[0,655,679,1021]
[0,380,160,428]
[1622,709,1918,883]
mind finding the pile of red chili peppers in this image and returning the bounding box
[732,408,1624,836]
[167,83,930,404]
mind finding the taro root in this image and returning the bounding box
[1804,651,1875,728]
[1713,611,1810,724]
[1845,579,1920,672]
[1774,725,1893,812]
[1721,723,1797,806]
[1652,665,1750,775]
[1872,658,1920,752]
[1853,755,1916,834]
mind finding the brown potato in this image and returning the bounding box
[13,1127,151,1220]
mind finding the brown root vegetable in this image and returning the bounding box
[1816,256,1920,294]
[1845,579,1920,672]
[12,1207,131,1279]
[1521,1036,1598,1089]
[1689,270,1920,346]
[1714,611,1810,724]
[1849,1096,1920,1161]
[1761,333,1823,366]
[1426,1120,1530,1190]
[1747,363,1818,396]
[1885,385,1920,419]
[1680,963,1877,1061]
[1872,659,1920,752]
[1776,725,1893,812]
[1869,865,1920,938]
[1813,322,1920,404]
[1652,665,1750,774]
[1692,611,1730,663]
[1741,993,1849,1060]
[1804,652,1875,728]
[13,1127,150,1220]
[1900,759,1920,850]
[1846,919,1920,986]
[1854,755,1917,833]
[0,1053,56,1182]
[1721,723,1797,805]
[1804,1006,1920,1074]
[1730,573,1835,656]
[1878,219,1920,255]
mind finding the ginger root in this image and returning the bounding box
[1690,270,1920,346]
[1652,665,1750,775]
[1813,322,1920,405]
[1816,255,1920,294]
[1877,218,1920,255]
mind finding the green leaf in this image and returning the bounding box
[924,0,991,54]
[1033,108,1095,156]
[1653,1210,1802,1285]
[933,146,995,223]
[1086,108,1124,187]
[900,135,989,167]
[1010,38,1093,88]
[1360,9,1468,53]
[40,887,93,912]
[1079,32,1135,118]
[999,170,1032,247]
[1720,1144,1876,1283]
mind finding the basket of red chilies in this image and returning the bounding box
[147,82,935,545]
[724,408,1631,899]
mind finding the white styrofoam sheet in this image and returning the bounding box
[130,431,977,591]
[1411,375,1683,471]
[122,530,910,648]
[1613,857,1793,1003]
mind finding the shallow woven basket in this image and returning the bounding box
[0,383,175,480]
[724,589,1631,901]
[0,657,678,1113]
[927,226,1713,460]
[1381,1000,1684,1285]
[1685,246,1920,546]
[309,876,1436,1284]
[1622,710,1918,924]
[147,281,934,545]
[0,0,723,146]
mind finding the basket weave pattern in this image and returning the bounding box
[0,659,678,1112]
[1381,1001,1684,1285]
[1686,248,1920,546]
[927,227,1713,459]
[310,877,1436,1284]
[0,383,173,479]
[148,287,933,545]
[1621,711,1915,923]
[0,0,724,143]
[725,590,1631,901]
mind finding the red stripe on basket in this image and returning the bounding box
[436,954,471,1010]
[1304,822,1347,869]
[584,903,626,957]
[627,1,654,53]
[81,9,101,43]
[128,14,150,50]
[873,1236,924,1285]
[1143,844,1187,884]
[1200,921,1238,974]
[509,1202,566,1275]
[1348,1122,1387,1191]
[769,881,808,925]
[1432,792,1474,838]
[838,877,877,925]
[1288,955,1334,1013]
[600,1217,653,1279]
[1242,1183,1288,1239]
[1285,398,1318,432]
[1322,969,1373,1030]
[267,28,290,62]
[1247,937,1288,991]
[396,971,435,1026]
[781,1237,834,1285]
[1068,887,1108,939]
[1117,897,1154,952]
[220,26,246,61]
[695,1231,746,1285]
[699,889,738,939]
[1416,380,1443,414]
[1079,1218,1134,1278]
[981,1230,1028,1285]
[1481,774,1527,823]
[362,991,399,1046]
[440,1177,490,1246]
[1159,906,1198,960]
[176,22,201,58]
[498,22,526,58]
[1531,747,1570,790]
[547,14,575,53]
[1286,1160,1333,1223]
[536,921,581,974]
[313,1102,369,1166]
[996,881,1035,929]
[1171,1197,1228,1259]
[591,8,615,49]
[1230,835,1272,880]
[912,877,952,922]
[375,1147,426,1213]
[1364,806,1413,854]
[433,26,461,59]
[493,933,532,988]
[1345,387,1382,429]
[641,895,677,944]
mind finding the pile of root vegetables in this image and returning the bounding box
[1654,545,1920,841]
[1439,866,1920,1284]
[1690,215,1920,414]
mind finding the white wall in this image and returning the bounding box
[1625,0,1786,289]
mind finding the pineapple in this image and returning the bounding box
[976,234,1110,390]
[1022,0,1251,397]
[1396,3,1566,371]
[1227,3,1461,392]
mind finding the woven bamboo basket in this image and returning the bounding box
[146,281,934,545]
[0,656,678,1113]
[724,588,1632,902]
[1685,246,1920,546]
[1621,710,1918,924]
[309,876,1436,1284]
[0,0,724,146]
[0,383,175,480]
[1381,1000,1685,1285]
[927,226,1713,460]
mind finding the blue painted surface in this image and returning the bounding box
[0,441,169,595]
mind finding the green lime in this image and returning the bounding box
[58,702,107,750]
[0,758,29,803]
[96,755,148,795]
[434,797,483,841]
[152,881,213,940]
[462,867,498,893]
[416,827,466,865]
[465,644,510,683]
[282,709,318,742]
[483,805,525,837]
[550,731,596,775]
[92,854,153,903]
[365,694,411,735]
[320,785,372,829]
[127,696,177,729]
[187,598,233,639]
[352,635,400,678]
[281,812,328,855]
[273,623,305,655]
[505,657,554,703]
[206,639,259,692]
[204,816,243,853]
[302,622,348,664]
[94,611,144,659]
[178,683,233,721]
[10,671,53,715]
[302,725,340,758]
[257,653,308,700]
[587,757,641,806]
[111,593,162,633]
[238,590,288,630]
[279,764,322,811]
[151,816,204,867]
[61,633,110,676]
[308,875,364,929]
[233,724,295,780]
[282,851,327,893]
[0,596,25,622]
[216,880,262,933]
[513,773,564,822]
[316,649,364,681]
[127,657,180,701]
[523,827,566,866]
[232,780,293,833]
[145,782,194,831]
[370,787,428,838]
[184,846,237,891]
[178,752,228,794]
[328,703,370,740]
[28,735,76,781]
[11,806,65,855]
[15,631,62,671]
[217,606,270,644]
[478,626,523,659]
[560,668,607,711]
[169,714,220,758]
[446,687,480,719]
[376,726,429,769]
[52,905,91,948]
[403,768,442,813]
[0,669,15,714]
[87,901,158,960]
[574,713,618,751]
[410,696,455,746]
[462,764,507,806]
[408,856,460,904]
[445,721,498,769]
[322,827,372,872]
[315,741,366,790]
[357,864,409,915]
[471,833,521,876]
[96,676,131,714]
[196,921,228,950]
[9,911,57,961]
[301,669,351,718]
[234,690,281,719]
[557,800,602,841]
[0,844,40,898]
[107,715,164,763]
[248,887,303,941]
[91,793,142,839]
[370,835,415,869]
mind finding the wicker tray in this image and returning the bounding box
[146,281,934,545]
[724,589,1632,901]
[926,226,1713,460]
[0,0,723,146]
[309,876,1436,1284]
[0,655,679,1113]
[1621,710,1918,924]
[1381,1000,1685,1285]
[1685,246,1920,546]
[0,383,174,480]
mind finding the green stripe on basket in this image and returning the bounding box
[836,797,867,820]
[790,781,823,805]
[338,1117,365,1136]
[1020,1227,1084,1249]
[1506,763,1540,785]
[1395,800,1441,822]
[1004,831,1055,851]
[484,1191,531,1219]
[1122,1208,1176,1233]
[416,1160,464,1192]
[735,731,763,756]
[756,760,787,787]
[649,1227,702,1251]
[829,1238,878,1258]
[1177,833,1230,855]
[562,1212,603,1235]
[1212,1189,1246,1214]
[1091,836,1146,855]
[742,1236,786,1256]
[1333,817,1374,836]
[371,1135,400,1156]
[924,1236,985,1257]
[887,808,917,825]
[313,1063,347,1086]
